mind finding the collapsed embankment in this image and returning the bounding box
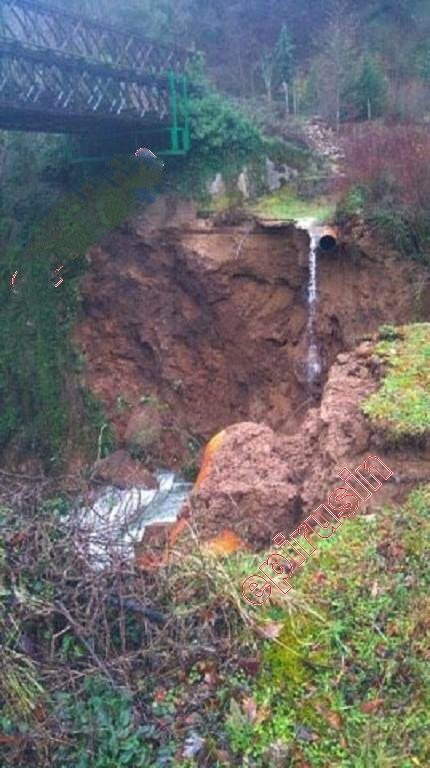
[75,197,430,479]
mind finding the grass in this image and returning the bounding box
[249,186,336,224]
[1,480,429,767]
[361,323,430,438]
[221,485,430,767]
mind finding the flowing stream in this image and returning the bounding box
[75,470,192,567]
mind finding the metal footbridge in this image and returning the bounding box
[0,0,191,155]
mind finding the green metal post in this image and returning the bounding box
[182,74,190,152]
[168,71,179,153]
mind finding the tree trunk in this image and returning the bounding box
[336,87,340,133]
[264,74,273,104]
[282,81,289,116]
[367,97,372,121]
[293,82,298,116]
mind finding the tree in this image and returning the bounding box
[273,24,295,114]
[314,0,358,130]
[258,50,275,104]
[351,54,387,120]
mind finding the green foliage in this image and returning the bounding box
[335,184,367,223]
[168,85,266,202]
[54,677,154,767]
[0,132,68,251]
[273,24,295,89]
[224,486,430,766]
[0,153,148,468]
[338,170,430,261]
[378,323,399,341]
[263,136,312,171]
[252,187,335,223]
[416,40,430,82]
[362,323,430,437]
[347,54,388,119]
[368,206,419,255]
[81,389,116,460]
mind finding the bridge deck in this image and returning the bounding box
[0,0,190,152]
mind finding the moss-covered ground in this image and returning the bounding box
[0,157,159,468]
[249,187,335,223]
[217,485,429,767]
[362,323,430,439]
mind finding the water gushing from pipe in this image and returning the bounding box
[306,230,321,384]
[298,218,322,386]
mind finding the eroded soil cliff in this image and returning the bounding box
[75,197,429,475]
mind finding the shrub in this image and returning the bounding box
[336,123,430,261]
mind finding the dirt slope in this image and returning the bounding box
[74,198,429,471]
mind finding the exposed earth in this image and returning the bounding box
[74,197,430,552]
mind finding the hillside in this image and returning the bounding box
[0,0,430,766]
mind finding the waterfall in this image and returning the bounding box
[306,231,321,383]
[299,219,322,385]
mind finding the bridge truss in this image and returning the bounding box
[0,0,191,154]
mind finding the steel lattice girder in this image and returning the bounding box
[0,0,189,75]
[0,0,191,144]
[0,48,170,125]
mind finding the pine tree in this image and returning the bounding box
[351,54,387,120]
[273,24,295,114]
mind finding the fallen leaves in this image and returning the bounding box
[227,696,270,731]
[360,698,384,714]
[202,528,248,557]
[314,701,343,730]
[312,570,327,585]
[241,696,258,724]
[237,655,260,676]
[256,620,284,640]
[295,724,318,743]
[241,696,270,725]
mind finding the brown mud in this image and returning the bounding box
[75,198,429,476]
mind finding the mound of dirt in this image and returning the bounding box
[172,339,430,552]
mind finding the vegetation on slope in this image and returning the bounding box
[362,323,430,440]
[1,476,428,767]
[250,187,335,223]
[227,486,430,767]
[0,151,157,469]
[335,124,430,263]
[68,0,430,124]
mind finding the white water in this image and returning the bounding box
[74,470,192,567]
[298,219,322,385]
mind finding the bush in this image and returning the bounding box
[336,124,430,261]
[164,83,265,203]
[335,184,367,223]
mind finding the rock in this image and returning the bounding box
[93,449,157,489]
[356,341,373,358]
[265,158,293,191]
[207,173,226,197]
[336,353,349,365]
[237,168,250,198]
[124,405,163,452]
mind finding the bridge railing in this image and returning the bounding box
[0,0,192,149]
[0,0,190,75]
